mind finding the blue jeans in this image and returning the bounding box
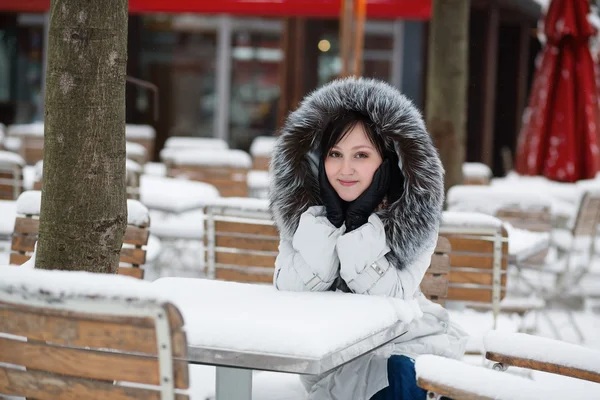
[369,355,427,400]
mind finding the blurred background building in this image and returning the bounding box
[0,0,543,173]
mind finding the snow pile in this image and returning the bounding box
[140,175,220,214]
[484,330,600,374]
[247,170,271,188]
[462,162,491,178]
[126,159,142,174]
[441,211,503,230]
[153,277,417,358]
[447,185,554,215]
[0,200,17,237]
[126,141,147,158]
[0,150,24,167]
[7,122,44,137]
[16,190,41,215]
[250,136,277,157]
[125,124,155,139]
[164,136,228,151]
[162,149,252,169]
[127,199,150,226]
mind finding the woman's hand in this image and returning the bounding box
[319,159,345,228]
[345,159,390,232]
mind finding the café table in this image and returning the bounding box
[152,277,417,400]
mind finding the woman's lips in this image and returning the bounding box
[338,180,358,187]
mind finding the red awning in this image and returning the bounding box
[515,0,600,182]
[0,0,431,19]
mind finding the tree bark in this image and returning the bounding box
[36,0,128,273]
[425,0,470,193]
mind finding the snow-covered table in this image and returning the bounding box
[152,277,415,400]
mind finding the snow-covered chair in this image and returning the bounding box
[416,352,600,399]
[8,191,159,279]
[462,162,492,185]
[0,150,25,200]
[6,122,44,165]
[0,267,191,399]
[126,124,156,163]
[250,136,276,171]
[484,330,600,385]
[163,148,252,197]
[126,140,148,165]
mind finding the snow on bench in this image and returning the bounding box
[125,124,155,139]
[0,200,17,238]
[0,150,25,167]
[447,185,554,215]
[484,331,600,379]
[463,162,492,178]
[140,175,220,214]
[162,148,252,169]
[250,136,277,157]
[415,354,598,400]
[164,136,228,151]
[6,122,44,137]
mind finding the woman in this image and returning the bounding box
[269,78,467,400]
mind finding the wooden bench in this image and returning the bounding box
[0,150,25,200]
[163,149,252,198]
[9,193,150,279]
[0,269,190,399]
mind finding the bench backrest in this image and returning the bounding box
[420,237,451,305]
[167,164,249,197]
[252,155,270,171]
[9,214,150,279]
[440,223,509,324]
[0,155,24,200]
[206,203,277,283]
[0,286,189,399]
[18,135,44,165]
[571,191,600,238]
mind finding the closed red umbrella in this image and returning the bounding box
[515,0,600,182]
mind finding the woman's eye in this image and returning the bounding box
[328,151,342,158]
[355,152,368,159]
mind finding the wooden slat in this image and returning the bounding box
[0,308,187,357]
[450,271,507,287]
[485,352,600,384]
[218,185,249,198]
[253,156,270,171]
[216,235,279,252]
[9,252,30,265]
[216,267,273,284]
[123,226,150,246]
[0,367,190,400]
[216,251,276,268]
[120,247,147,266]
[13,217,40,234]
[0,337,189,389]
[446,236,508,254]
[434,236,451,254]
[447,287,506,303]
[420,274,448,298]
[427,254,450,275]
[417,377,493,400]
[449,254,507,270]
[215,220,278,236]
[11,234,37,253]
[118,267,145,279]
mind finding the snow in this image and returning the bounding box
[148,209,205,239]
[484,331,600,375]
[2,137,21,153]
[143,162,167,177]
[0,150,25,167]
[34,160,43,181]
[0,200,17,236]
[16,190,41,215]
[140,175,220,214]
[441,211,503,230]
[504,223,550,258]
[415,354,599,399]
[126,159,142,174]
[207,196,270,211]
[164,136,228,151]
[152,277,417,358]
[0,265,163,302]
[6,122,44,137]
[146,234,162,263]
[161,148,252,169]
[447,185,553,213]
[462,162,491,178]
[248,170,271,188]
[126,141,147,158]
[127,199,150,226]
[250,136,277,157]
[125,124,155,139]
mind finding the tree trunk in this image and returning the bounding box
[36,0,128,273]
[425,0,470,193]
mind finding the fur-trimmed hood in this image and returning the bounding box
[269,78,444,270]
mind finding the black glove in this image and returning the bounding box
[385,148,405,204]
[345,159,391,232]
[319,159,345,228]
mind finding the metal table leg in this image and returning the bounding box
[216,366,252,400]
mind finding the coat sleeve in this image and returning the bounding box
[273,206,346,292]
[336,213,438,299]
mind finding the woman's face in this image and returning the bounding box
[324,123,383,202]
